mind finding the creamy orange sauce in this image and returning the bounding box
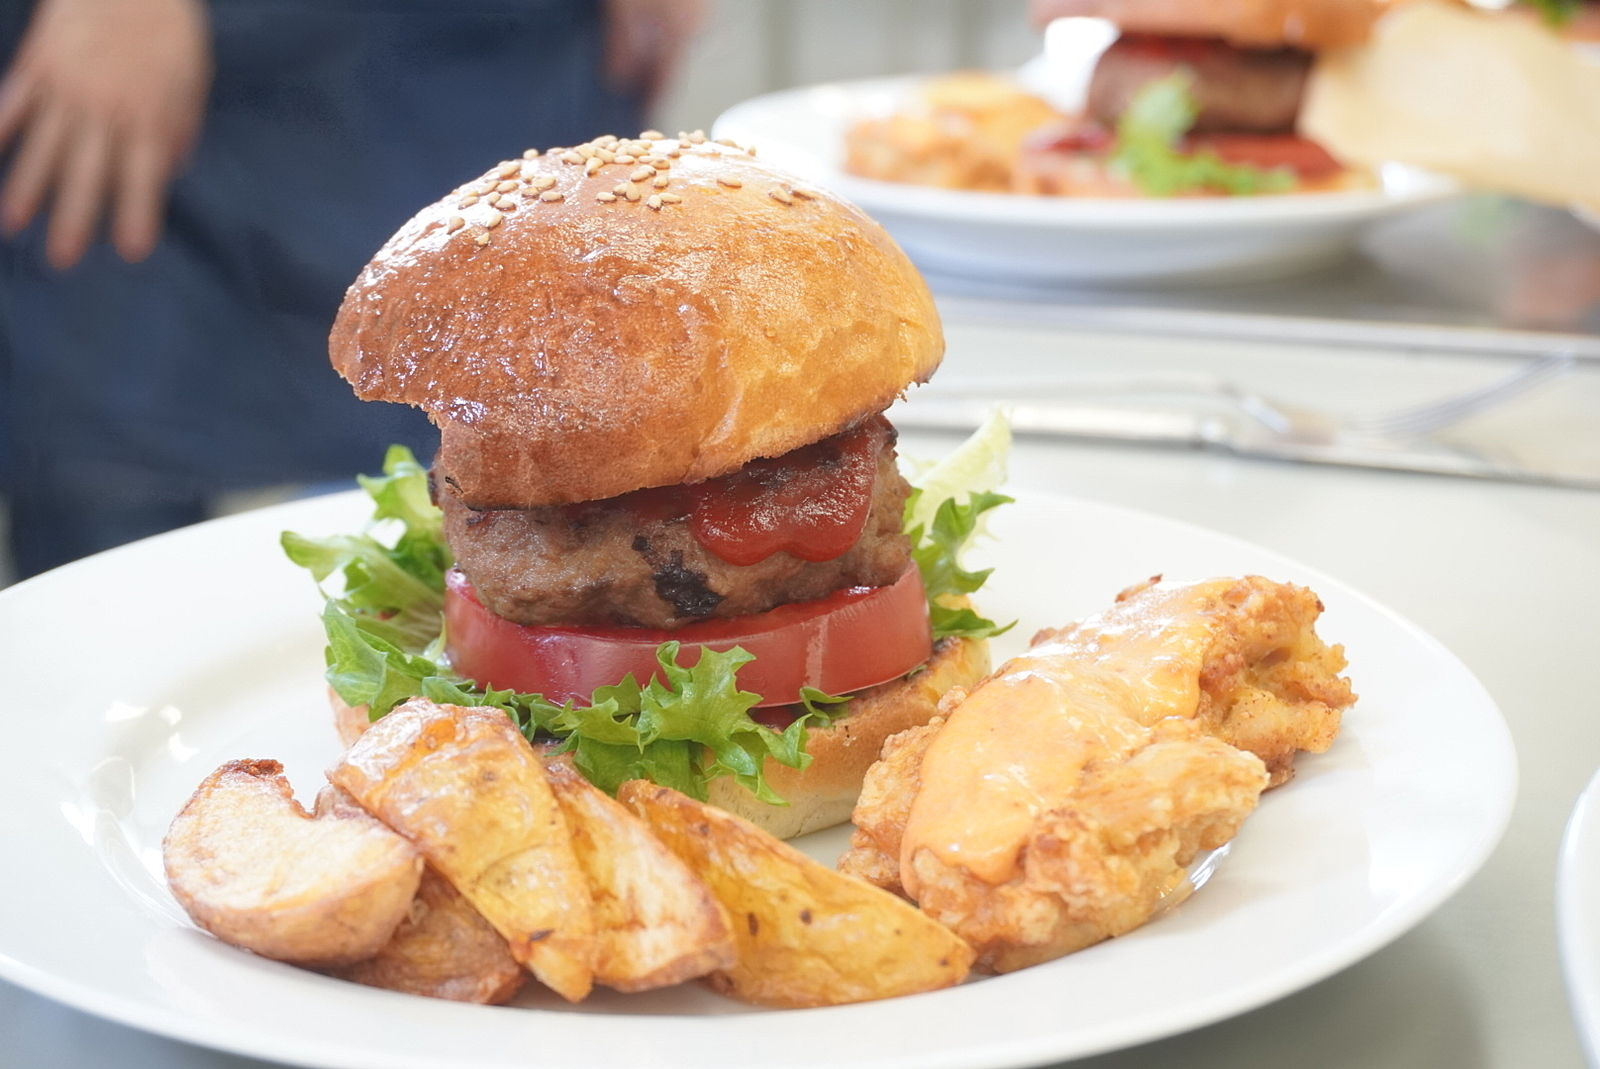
[900,579,1231,890]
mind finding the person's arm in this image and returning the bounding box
[0,0,211,269]
[603,0,706,111]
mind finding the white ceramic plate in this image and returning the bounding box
[711,76,1459,285]
[0,488,1513,1069]
[1559,767,1600,1067]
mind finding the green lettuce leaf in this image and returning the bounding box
[1111,70,1296,197]
[903,408,1015,641]
[905,489,1014,641]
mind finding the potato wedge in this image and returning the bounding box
[620,780,974,1008]
[163,759,422,968]
[544,758,736,992]
[328,699,596,1002]
[315,787,524,1004]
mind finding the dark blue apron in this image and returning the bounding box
[0,0,640,575]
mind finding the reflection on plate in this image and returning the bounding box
[0,488,1513,1069]
[711,75,1458,285]
[1559,767,1600,1067]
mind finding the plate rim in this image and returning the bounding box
[1558,765,1600,1068]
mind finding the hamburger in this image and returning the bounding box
[302,131,1000,840]
[1016,0,1390,194]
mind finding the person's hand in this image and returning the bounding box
[0,0,211,269]
[603,0,707,110]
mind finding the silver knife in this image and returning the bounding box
[891,399,1600,491]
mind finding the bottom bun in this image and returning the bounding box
[705,636,991,840]
[328,635,990,841]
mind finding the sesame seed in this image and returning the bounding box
[597,149,616,163]
[651,158,671,171]
[716,137,740,148]
[522,148,541,160]
[646,194,663,210]
[614,154,636,166]
[717,175,742,188]
[791,188,819,199]
[496,195,517,209]
[659,192,682,204]
[689,130,707,143]
[484,209,504,228]
[495,161,519,178]
[640,128,664,140]
[585,157,603,175]
[447,215,465,231]
[546,147,565,156]
[474,231,490,246]
[560,151,583,164]
[652,176,670,189]
[624,184,642,202]
[746,144,757,156]
[596,191,617,202]
[637,154,657,165]
[533,175,557,191]
[629,166,653,182]
[768,187,793,205]
[613,182,631,196]
[496,180,517,193]
[596,134,618,146]
[459,194,480,207]
[577,145,596,159]
[540,190,564,202]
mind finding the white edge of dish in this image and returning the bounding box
[1559,766,1600,1068]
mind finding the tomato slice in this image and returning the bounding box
[443,565,932,707]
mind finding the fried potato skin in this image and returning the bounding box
[545,759,736,992]
[328,699,596,1002]
[620,780,973,1008]
[163,760,422,968]
[314,786,524,1004]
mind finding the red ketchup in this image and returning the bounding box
[687,417,889,567]
[562,417,888,566]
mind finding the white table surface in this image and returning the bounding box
[5,313,1598,1069]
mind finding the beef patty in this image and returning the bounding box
[441,429,914,630]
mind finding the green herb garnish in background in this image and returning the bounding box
[1521,0,1581,26]
[1111,70,1295,197]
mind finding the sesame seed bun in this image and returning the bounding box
[1036,0,1393,49]
[329,136,943,510]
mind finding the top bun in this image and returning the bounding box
[330,133,943,509]
[1036,0,1392,49]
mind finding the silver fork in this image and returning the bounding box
[1238,352,1576,445]
[913,352,1576,447]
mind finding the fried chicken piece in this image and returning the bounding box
[852,576,1353,972]
[1037,575,1355,787]
[836,713,951,896]
[844,73,1060,191]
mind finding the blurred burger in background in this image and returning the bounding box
[847,0,1395,197]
